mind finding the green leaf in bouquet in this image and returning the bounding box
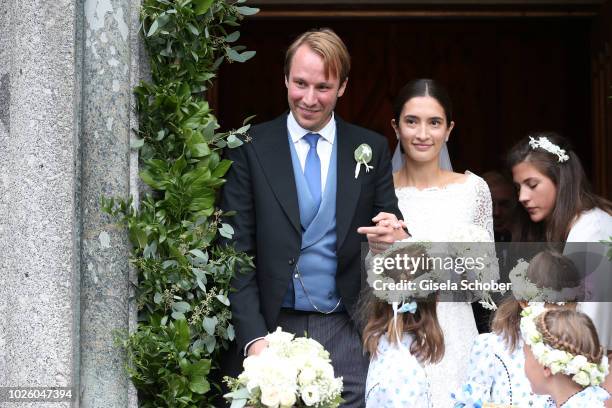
[189,249,208,264]
[225,31,240,43]
[203,334,216,354]
[171,311,186,320]
[235,6,259,16]
[202,316,218,336]
[172,301,191,314]
[215,293,230,306]
[193,0,214,15]
[212,159,232,178]
[219,223,235,239]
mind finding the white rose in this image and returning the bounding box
[588,365,604,386]
[299,367,317,385]
[279,389,296,407]
[301,385,321,406]
[261,386,281,407]
[549,361,564,375]
[572,370,591,387]
[566,355,588,374]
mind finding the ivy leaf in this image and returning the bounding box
[226,48,256,63]
[202,316,218,336]
[215,294,230,306]
[171,311,186,320]
[147,13,171,37]
[187,23,199,36]
[225,31,240,43]
[190,143,210,157]
[242,114,256,125]
[219,223,234,239]
[235,6,259,16]
[189,249,208,264]
[230,398,248,408]
[173,319,191,351]
[153,292,163,304]
[211,159,232,178]
[162,259,178,269]
[193,0,214,15]
[131,138,145,149]
[203,335,216,353]
[172,301,191,313]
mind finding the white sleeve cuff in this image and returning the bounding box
[244,336,266,357]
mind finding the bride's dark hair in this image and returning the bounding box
[392,79,453,124]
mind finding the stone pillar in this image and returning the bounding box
[0,1,81,407]
[0,0,140,406]
[79,0,140,406]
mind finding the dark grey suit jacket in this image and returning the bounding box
[220,112,401,353]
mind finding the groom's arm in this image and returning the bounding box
[220,141,268,354]
[372,137,402,220]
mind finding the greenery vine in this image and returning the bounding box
[103,0,258,406]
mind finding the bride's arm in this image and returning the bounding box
[473,176,495,241]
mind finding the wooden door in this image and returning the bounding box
[591,0,612,197]
[214,3,599,182]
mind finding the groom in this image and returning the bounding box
[220,28,406,407]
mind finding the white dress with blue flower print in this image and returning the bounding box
[365,334,431,408]
[456,332,550,407]
[544,386,610,407]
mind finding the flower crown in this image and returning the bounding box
[509,258,582,304]
[520,303,609,387]
[528,136,569,163]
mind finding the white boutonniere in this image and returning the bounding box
[354,143,373,178]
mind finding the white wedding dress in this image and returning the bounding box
[395,171,494,408]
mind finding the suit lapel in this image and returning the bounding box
[252,113,301,234]
[335,117,361,250]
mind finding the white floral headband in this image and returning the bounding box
[528,136,570,163]
[520,303,609,387]
[509,258,582,304]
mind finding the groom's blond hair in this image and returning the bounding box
[284,28,351,83]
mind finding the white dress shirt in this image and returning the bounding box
[287,111,336,192]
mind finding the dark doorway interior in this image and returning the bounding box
[216,16,592,177]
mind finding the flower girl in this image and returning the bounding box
[521,305,610,407]
[361,244,443,407]
[453,250,583,407]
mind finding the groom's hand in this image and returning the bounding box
[246,338,269,357]
[357,212,410,254]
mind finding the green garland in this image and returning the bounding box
[102,0,258,406]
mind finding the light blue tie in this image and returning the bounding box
[303,133,321,208]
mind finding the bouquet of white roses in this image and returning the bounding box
[224,328,343,408]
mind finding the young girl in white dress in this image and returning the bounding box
[521,304,610,407]
[507,132,612,397]
[362,244,443,408]
[454,250,582,407]
[382,78,493,406]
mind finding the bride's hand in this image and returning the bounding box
[357,212,410,254]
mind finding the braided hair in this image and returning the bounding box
[535,308,604,366]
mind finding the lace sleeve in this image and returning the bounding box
[472,176,494,241]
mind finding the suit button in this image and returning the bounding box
[288,258,295,265]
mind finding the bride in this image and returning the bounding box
[385,79,494,407]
